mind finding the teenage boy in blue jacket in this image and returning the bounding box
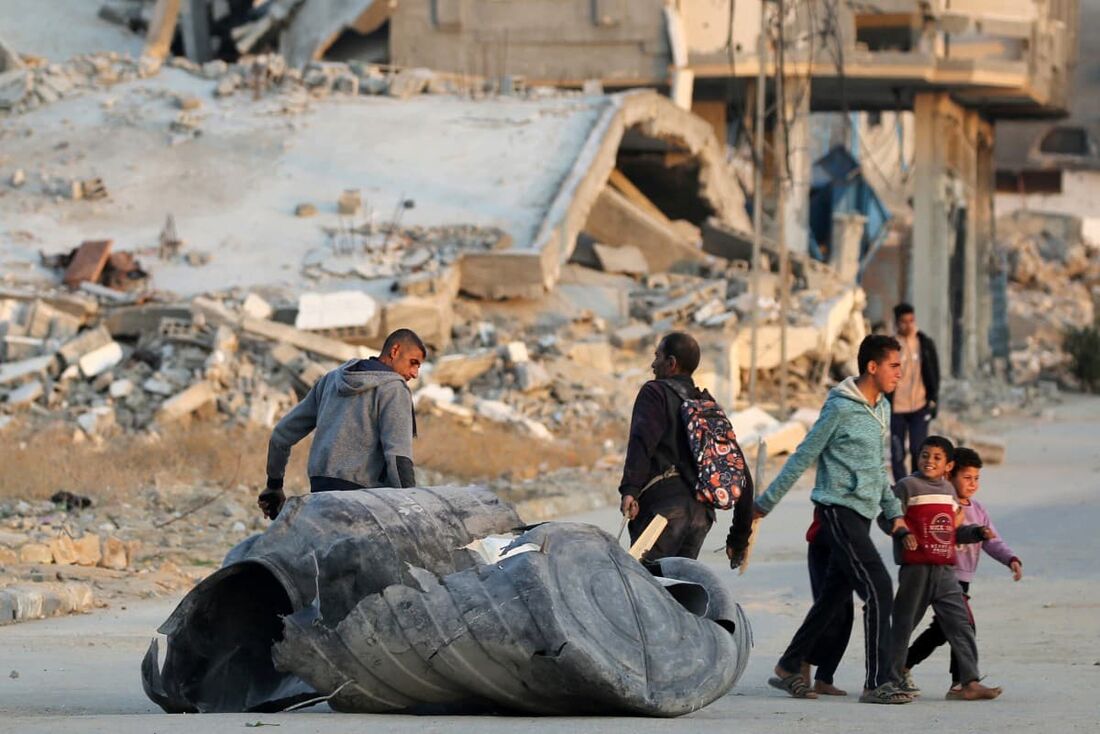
[754,334,911,705]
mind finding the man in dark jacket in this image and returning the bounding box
[258,328,426,519]
[618,332,754,562]
[888,303,941,482]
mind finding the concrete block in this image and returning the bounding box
[380,294,453,351]
[243,292,275,321]
[72,534,101,567]
[592,243,649,276]
[48,535,78,565]
[18,543,53,564]
[566,340,614,373]
[0,582,94,625]
[295,291,377,331]
[0,547,16,564]
[515,361,551,393]
[730,405,780,445]
[5,380,42,408]
[762,420,808,456]
[735,324,820,370]
[586,187,705,272]
[99,536,130,570]
[610,322,656,351]
[58,326,113,366]
[78,341,123,378]
[431,351,496,388]
[142,377,176,396]
[0,355,54,385]
[191,297,240,329]
[337,189,362,215]
[502,341,529,365]
[76,406,116,437]
[156,382,217,424]
[109,379,134,399]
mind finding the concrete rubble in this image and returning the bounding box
[997,210,1100,390]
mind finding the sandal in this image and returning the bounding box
[859,683,913,704]
[768,673,819,699]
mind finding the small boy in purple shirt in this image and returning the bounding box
[904,447,1023,694]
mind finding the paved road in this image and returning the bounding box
[3,398,1098,733]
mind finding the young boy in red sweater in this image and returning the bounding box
[904,446,1023,694]
[881,436,1002,701]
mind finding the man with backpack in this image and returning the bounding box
[619,332,754,562]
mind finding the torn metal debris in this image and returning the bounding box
[141,486,751,716]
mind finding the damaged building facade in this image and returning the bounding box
[101,1,1080,378]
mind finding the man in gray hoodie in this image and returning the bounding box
[258,329,426,519]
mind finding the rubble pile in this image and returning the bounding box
[0,51,157,114]
[998,211,1100,388]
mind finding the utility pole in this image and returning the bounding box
[775,0,791,417]
[748,0,768,406]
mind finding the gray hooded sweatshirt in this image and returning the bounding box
[266,358,416,489]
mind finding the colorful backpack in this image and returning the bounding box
[661,380,748,510]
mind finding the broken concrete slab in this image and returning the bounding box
[730,406,780,446]
[192,297,240,329]
[0,582,95,625]
[0,33,25,73]
[58,326,114,366]
[62,240,113,288]
[49,535,78,566]
[156,382,217,424]
[592,243,649,276]
[242,317,367,362]
[585,187,704,273]
[5,380,43,408]
[242,293,274,321]
[515,361,552,393]
[27,300,82,341]
[72,534,102,567]
[78,340,124,379]
[0,354,54,385]
[295,290,378,332]
[430,351,496,388]
[77,406,116,437]
[734,325,820,371]
[109,378,134,399]
[379,294,453,351]
[611,322,656,351]
[99,536,131,570]
[566,340,614,373]
[105,304,191,338]
[502,341,530,366]
[18,543,53,564]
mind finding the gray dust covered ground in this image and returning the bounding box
[2,396,1098,733]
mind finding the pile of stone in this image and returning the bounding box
[998,210,1100,387]
[0,51,156,114]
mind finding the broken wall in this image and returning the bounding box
[390,0,670,85]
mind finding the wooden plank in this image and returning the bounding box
[608,169,669,224]
[242,316,367,362]
[628,514,668,561]
[739,439,767,575]
[143,0,182,61]
[62,240,112,289]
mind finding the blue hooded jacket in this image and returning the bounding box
[756,376,902,521]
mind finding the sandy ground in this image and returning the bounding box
[1,395,1098,732]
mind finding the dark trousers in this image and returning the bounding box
[906,580,974,683]
[805,539,854,684]
[778,505,895,691]
[890,407,931,482]
[891,566,979,685]
[628,493,713,561]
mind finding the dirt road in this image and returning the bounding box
[2,397,1098,733]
